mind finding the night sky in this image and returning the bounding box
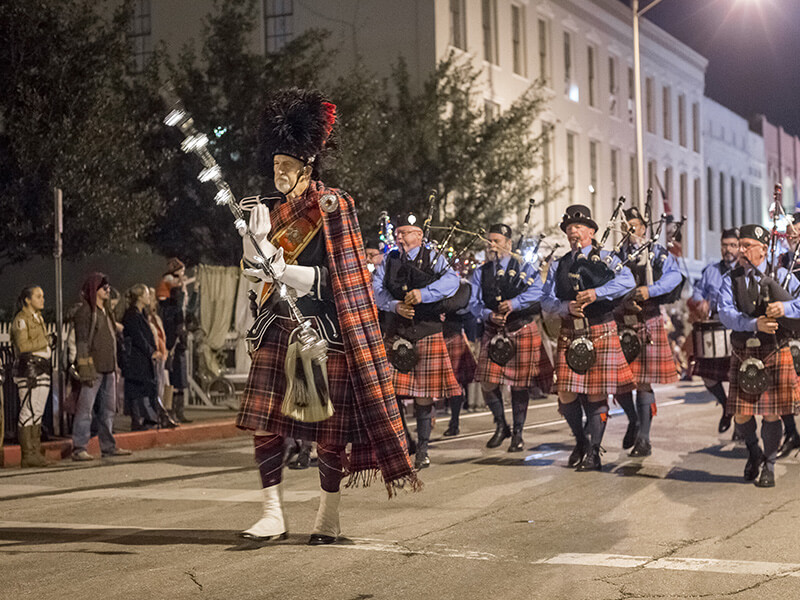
[622,0,800,136]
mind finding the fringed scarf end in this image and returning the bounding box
[344,469,423,499]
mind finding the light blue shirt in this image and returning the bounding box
[541,244,635,317]
[468,255,543,322]
[373,245,460,313]
[691,259,736,314]
[718,259,800,332]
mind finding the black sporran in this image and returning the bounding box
[488,333,516,366]
[387,336,419,373]
[566,336,596,375]
[619,327,642,364]
[738,357,769,395]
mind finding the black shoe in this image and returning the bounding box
[629,438,652,457]
[160,414,179,429]
[776,432,800,460]
[288,448,311,470]
[622,421,639,450]
[443,425,460,437]
[508,433,524,452]
[744,450,764,481]
[486,424,511,448]
[718,414,732,434]
[414,453,430,469]
[754,464,775,488]
[308,534,337,545]
[575,445,602,472]
[567,441,586,468]
[239,531,288,543]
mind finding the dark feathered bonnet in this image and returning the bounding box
[257,88,336,180]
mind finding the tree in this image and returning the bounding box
[0,0,158,274]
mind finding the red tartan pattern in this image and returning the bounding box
[554,319,635,395]
[728,344,800,416]
[392,332,462,399]
[444,330,477,388]
[691,357,730,382]
[619,314,680,384]
[476,320,554,392]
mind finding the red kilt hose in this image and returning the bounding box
[445,330,477,388]
[237,319,368,447]
[476,320,554,392]
[619,313,680,384]
[555,319,635,396]
[392,332,462,399]
[692,357,731,382]
[728,343,800,416]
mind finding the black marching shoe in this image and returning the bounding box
[776,431,800,460]
[754,463,775,488]
[743,450,764,482]
[507,431,524,453]
[622,421,639,450]
[629,438,652,457]
[414,453,431,470]
[443,425,460,437]
[575,445,602,472]
[308,534,337,545]
[567,441,587,468]
[718,413,732,434]
[288,447,311,470]
[486,423,511,449]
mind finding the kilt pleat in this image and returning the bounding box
[236,320,368,447]
[554,319,635,396]
[392,332,462,399]
[691,357,731,382]
[476,320,554,391]
[445,330,477,388]
[728,343,800,416]
[620,314,680,384]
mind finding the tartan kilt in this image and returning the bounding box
[236,320,368,447]
[728,343,800,416]
[619,314,680,384]
[476,320,554,392]
[691,357,731,382]
[392,332,462,399]
[444,330,477,388]
[555,318,635,396]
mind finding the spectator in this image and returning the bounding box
[71,273,131,461]
[148,286,177,428]
[160,285,192,423]
[156,257,194,303]
[122,284,160,431]
[10,285,52,467]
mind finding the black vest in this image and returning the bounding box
[479,258,540,331]
[618,242,684,313]
[554,248,616,322]
[729,265,800,346]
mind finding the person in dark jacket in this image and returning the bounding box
[160,286,192,423]
[122,284,159,431]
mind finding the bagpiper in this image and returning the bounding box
[373,212,463,469]
[442,282,478,437]
[542,205,636,471]
[718,224,800,487]
[686,228,740,434]
[613,206,682,457]
[470,223,553,451]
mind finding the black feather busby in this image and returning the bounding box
[257,87,337,179]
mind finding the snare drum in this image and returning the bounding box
[691,320,731,359]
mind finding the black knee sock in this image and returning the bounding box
[781,414,798,437]
[254,434,284,488]
[636,391,655,442]
[735,417,759,454]
[510,389,529,432]
[761,420,783,472]
[317,445,344,493]
[706,382,728,411]
[415,404,433,456]
[616,392,637,424]
[561,400,587,445]
[585,402,608,448]
[484,388,507,427]
[448,395,464,429]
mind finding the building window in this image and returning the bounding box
[449,0,467,50]
[482,0,498,65]
[694,178,702,259]
[587,46,597,108]
[264,0,293,53]
[679,172,688,223]
[128,0,152,73]
[648,160,657,194]
[608,56,618,117]
[664,167,673,214]
[630,154,638,205]
[610,148,619,198]
[662,86,672,141]
[589,141,599,212]
[627,66,635,124]
[719,172,727,228]
[678,94,686,147]
[707,167,715,231]
[511,4,526,76]
[484,99,500,121]
[692,101,700,152]
[741,180,747,223]
[645,77,655,133]
[538,19,550,85]
[567,132,576,203]
[730,176,737,229]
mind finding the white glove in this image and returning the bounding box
[243,258,314,298]
[242,204,278,264]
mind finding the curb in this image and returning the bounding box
[0,418,246,468]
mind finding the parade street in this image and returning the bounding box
[2,380,799,600]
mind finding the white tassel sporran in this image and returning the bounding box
[281,326,334,423]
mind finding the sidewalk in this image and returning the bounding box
[0,406,245,468]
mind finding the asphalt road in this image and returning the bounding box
[1,380,799,600]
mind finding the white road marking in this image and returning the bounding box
[0,487,318,504]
